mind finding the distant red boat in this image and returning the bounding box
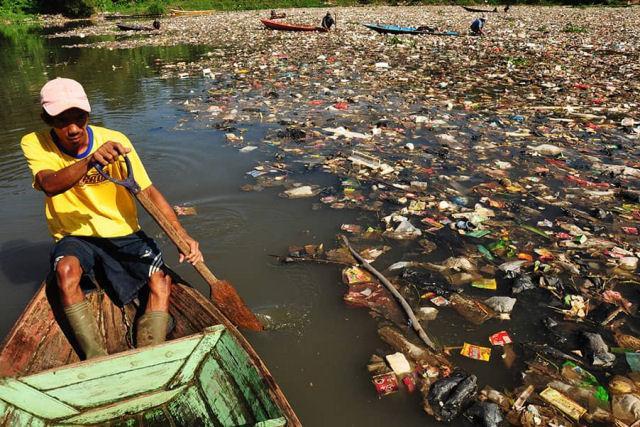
[260,18,328,32]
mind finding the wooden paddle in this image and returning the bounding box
[96,156,263,331]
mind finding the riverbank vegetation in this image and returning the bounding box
[0,0,631,20]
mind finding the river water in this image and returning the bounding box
[0,22,467,426]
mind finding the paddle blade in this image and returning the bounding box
[210,280,264,331]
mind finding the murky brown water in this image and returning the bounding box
[0,23,475,426]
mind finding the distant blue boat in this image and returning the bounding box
[363,23,459,36]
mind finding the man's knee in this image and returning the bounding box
[55,256,82,292]
[149,272,172,300]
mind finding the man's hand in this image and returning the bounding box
[179,234,204,265]
[142,185,204,266]
[90,141,131,166]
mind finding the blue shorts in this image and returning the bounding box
[50,231,164,306]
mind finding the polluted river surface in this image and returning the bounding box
[1,5,640,426]
[0,20,446,427]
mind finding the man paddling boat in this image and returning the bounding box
[20,78,203,359]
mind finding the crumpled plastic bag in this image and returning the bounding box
[442,256,476,272]
[582,332,615,368]
[464,401,504,427]
[498,260,528,277]
[512,274,536,294]
[383,220,422,240]
[282,185,315,198]
[484,296,517,315]
[427,370,478,422]
[612,393,640,424]
[323,126,371,140]
[527,144,564,156]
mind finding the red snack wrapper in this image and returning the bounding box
[372,373,398,396]
[489,330,513,346]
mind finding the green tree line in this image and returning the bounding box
[0,0,629,19]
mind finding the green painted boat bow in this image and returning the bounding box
[0,325,287,426]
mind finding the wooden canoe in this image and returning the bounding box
[0,278,301,426]
[461,5,498,13]
[116,23,155,31]
[169,9,214,16]
[260,19,328,33]
[363,23,459,36]
[105,14,160,21]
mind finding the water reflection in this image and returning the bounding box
[0,240,51,285]
[0,22,211,189]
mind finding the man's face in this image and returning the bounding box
[48,108,89,149]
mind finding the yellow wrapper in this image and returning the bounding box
[471,278,497,290]
[460,343,491,361]
[408,200,426,212]
[539,387,586,421]
[342,266,373,285]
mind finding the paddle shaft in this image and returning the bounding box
[134,190,220,284]
[93,157,262,331]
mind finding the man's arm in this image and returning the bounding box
[36,157,93,197]
[142,185,204,265]
[36,141,130,197]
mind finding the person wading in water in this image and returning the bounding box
[321,12,335,30]
[21,77,203,359]
[470,17,486,36]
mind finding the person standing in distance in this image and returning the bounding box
[321,12,335,30]
[470,17,486,36]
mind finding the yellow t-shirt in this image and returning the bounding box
[21,125,153,241]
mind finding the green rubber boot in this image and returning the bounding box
[136,311,170,347]
[64,300,108,360]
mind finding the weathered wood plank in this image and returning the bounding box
[24,335,200,391]
[0,399,13,426]
[166,304,193,339]
[168,286,219,340]
[198,357,254,426]
[0,285,55,377]
[167,326,224,389]
[89,291,106,352]
[140,405,172,427]
[0,404,46,427]
[62,345,78,367]
[100,290,131,355]
[26,319,78,375]
[106,416,139,427]
[46,360,184,408]
[213,335,277,420]
[167,385,216,427]
[61,385,186,424]
[254,418,287,427]
[0,378,78,419]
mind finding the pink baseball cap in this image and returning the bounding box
[40,78,91,116]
